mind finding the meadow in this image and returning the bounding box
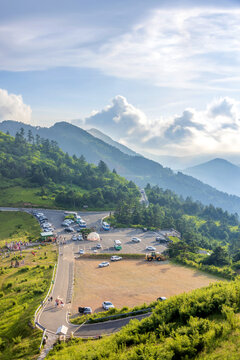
[0,211,41,248]
[0,209,57,359]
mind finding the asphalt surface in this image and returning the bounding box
[0,206,152,337]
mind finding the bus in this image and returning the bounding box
[75,215,82,224]
[79,220,87,228]
[102,221,110,231]
[64,211,78,217]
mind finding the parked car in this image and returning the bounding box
[132,237,141,243]
[114,240,121,245]
[72,235,78,241]
[78,306,92,315]
[102,301,114,310]
[98,262,110,268]
[79,249,85,255]
[110,256,122,261]
[77,234,83,241]
[64,227,74,232]
[96,243,102,249]
[157,296,167,301]
[146,246,156,251]
[62,221,70,227]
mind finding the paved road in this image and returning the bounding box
[0,207,150,336]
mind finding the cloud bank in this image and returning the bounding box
[1,8,240,90]
[0,89,32,123]
[77,95,240,156]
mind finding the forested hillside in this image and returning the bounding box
[1,120,240,214]
[0,130,139,209]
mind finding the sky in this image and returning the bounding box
[1,0,240,158]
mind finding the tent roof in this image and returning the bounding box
[87,232,100,241]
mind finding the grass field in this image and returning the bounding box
[0,186,56,208]
[72,259,221,314]
[0,244,57,360]
[0,211,41,248]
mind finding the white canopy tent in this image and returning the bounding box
[87,232,100,241]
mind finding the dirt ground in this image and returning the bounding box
[72,259,221,314]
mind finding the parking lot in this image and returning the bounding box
[72,259,221,314]
[27,208,169,254]
[73,228,168,255]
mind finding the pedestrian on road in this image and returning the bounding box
[50,296,53,302]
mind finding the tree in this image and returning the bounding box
[27,130,34,144]
[97,160,108,174]
[202,246,229,266]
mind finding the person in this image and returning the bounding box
[50,296,53,302]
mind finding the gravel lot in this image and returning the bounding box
[72,259,221,314]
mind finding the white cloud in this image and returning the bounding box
[1,8,240,90]
[74,95,149,142]
[77,95,240,156]
[0,89,32,123]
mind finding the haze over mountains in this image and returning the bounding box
[184,158,240,197]
[1,120,240,214]
[87,128,138,157]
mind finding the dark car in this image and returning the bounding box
[64,227,74,232]
[78,306,92,315]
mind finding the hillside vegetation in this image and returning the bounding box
[2,120,240,214]
[0,130,139,209]
[0,242,57,360]
[0,211,41,247]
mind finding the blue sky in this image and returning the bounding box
[1,0,240,157]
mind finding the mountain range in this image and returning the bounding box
[184,158,240,197]
[88,128,138,156]
[1,120,240,214]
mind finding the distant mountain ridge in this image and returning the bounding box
[88,128,138,156]
[184,158,240,197]
[1,120,240,214]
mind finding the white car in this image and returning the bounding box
[77,235,83,241]
[111,256,122,261]
[146,246,156,251]
[62,221,70,227]
[96,243,102,249]
[98,262,110,268]
[132,237,141,243]
[79,249,85,255]
[102,301,114,310]
[72,235,78,241]
[114,240,121,245]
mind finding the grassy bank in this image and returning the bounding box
[0,245,57,360]
[0,211,41,248]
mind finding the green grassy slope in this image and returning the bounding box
[0,245,57,359]
[0,211,41,247]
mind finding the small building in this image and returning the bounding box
[56,325,68,335]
